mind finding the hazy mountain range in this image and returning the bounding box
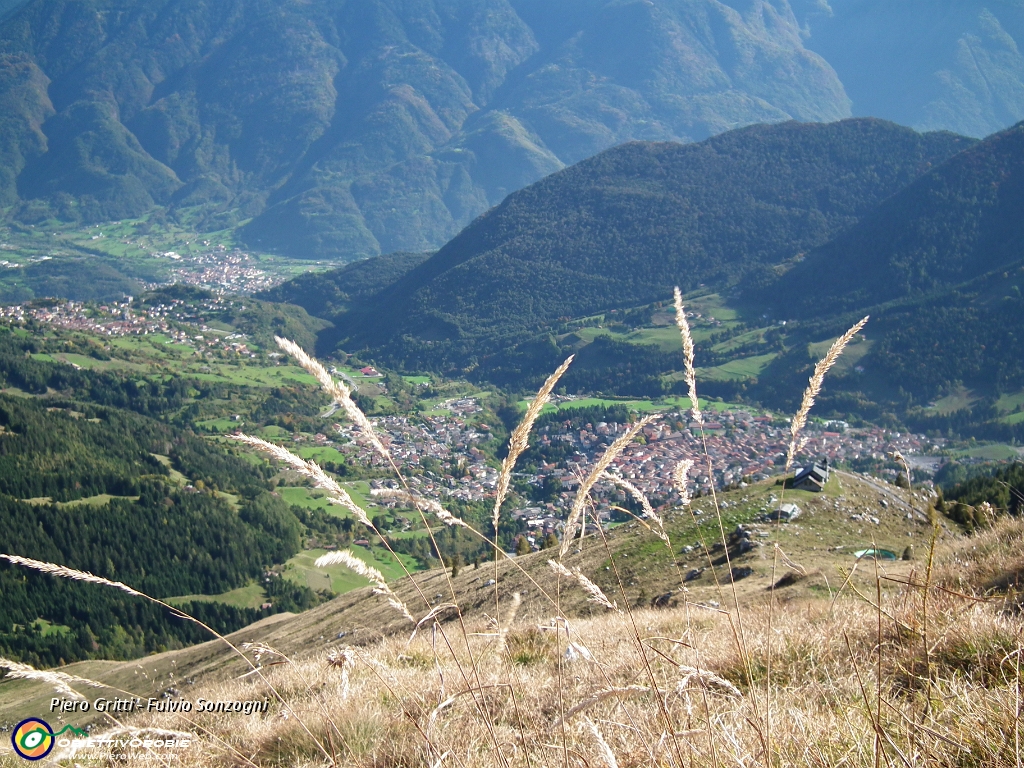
[803,0,1024,139]
[2,0,1024,261]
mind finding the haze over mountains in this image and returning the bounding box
[0,0,25,19]
[3,0,1024,260]
[803,0,1024,139]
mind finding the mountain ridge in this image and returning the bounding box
[740,120,1024,418]
[316,118,973,368]
[752,120,1024,319]
[6,1,1024,261]
[803,0,1024,139]
[266,115,1024,438]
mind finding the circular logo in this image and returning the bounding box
[12,718,54,760]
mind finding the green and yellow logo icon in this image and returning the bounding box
[12,718,54,760]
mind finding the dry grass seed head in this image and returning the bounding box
[585,718,620,768]
[0,553,144,598]
[493,355,574,532]
[672,459,694,507]
[315,550,414,623]
[673,286,702,426]
[275,336,391,461]
[561,415,656,555]
[675,666,743,699]
[548,560,618,611]
[231,434,371,526]
[786,316,869,470]
[371,488,469,528]
[325,648,356,698]
[552,685,651,729]
[240,642,290,668]
[603,471,668,543]
[0,656,105,699]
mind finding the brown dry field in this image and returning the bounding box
[2,472,1021,767]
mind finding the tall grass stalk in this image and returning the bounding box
[316,549,415,623]
[560,416,655,556]
[784,316,869,472]
[590,509,686,767]
[0,656,104,699]
[673,287,763,744]
[765,314,870,765]
[274,339,521,765]
[493,356,573,618]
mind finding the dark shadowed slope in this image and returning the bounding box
[327,119,972,369]
[757,121,1024,320]
[742,121,1024,411]
[257,251,431,318]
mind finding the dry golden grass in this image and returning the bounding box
[68,583,1018,768]
[940,516,1024,602]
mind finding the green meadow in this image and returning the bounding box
[283,546,422,594]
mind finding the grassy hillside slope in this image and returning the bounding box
[0,470,940,712]
[2,472,1020,766]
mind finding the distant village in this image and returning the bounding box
[153,246,282,294]
[0,299,953,547]
[0,298,255,356]
[324,395,944,542]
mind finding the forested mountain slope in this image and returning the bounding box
[0,329,312,666]
[4,1,1024,261]
[751,121,1024,319]
[743,120,1024,417]
[321,119,972,370]
[0,0,849,259]
[257,251,431,318]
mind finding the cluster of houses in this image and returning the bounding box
[536,411,938,510]
[0,297,257,357]
[159,247,281,294]
[0,299,173,338]
[334,408,499,502]
[322,396,942,539]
